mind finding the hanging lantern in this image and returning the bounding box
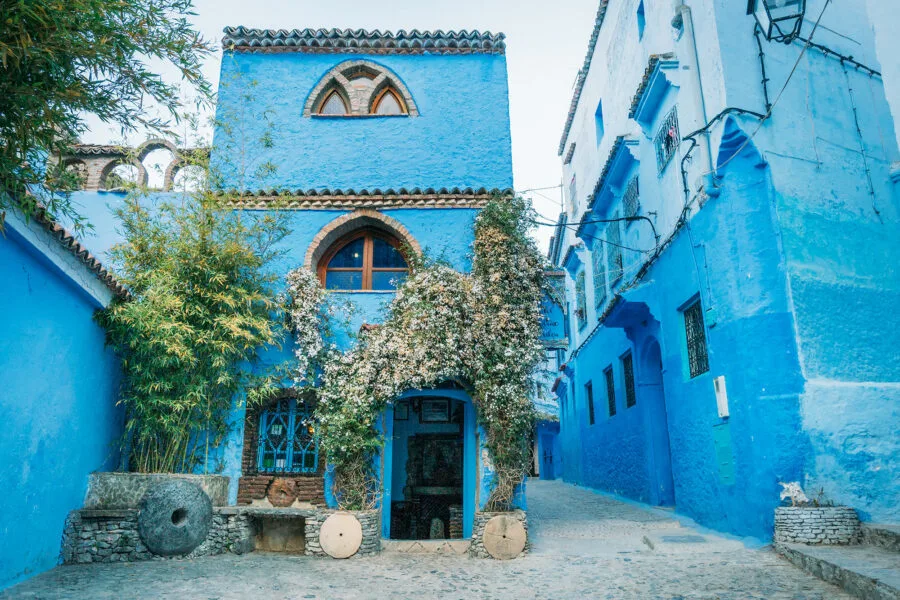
[748,0,806,43]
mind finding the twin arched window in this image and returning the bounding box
[317,86,406,116]
[317,229,409,290]
[308,60,416,117]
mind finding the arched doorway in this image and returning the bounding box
[381,388,476,540]
[640,338,676,506]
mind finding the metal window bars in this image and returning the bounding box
[655,106,680,173]
[257,398,319,474]
[683,300,710,378]
[623,176,640,224]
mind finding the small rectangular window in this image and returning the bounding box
[595,99,604,144]
[607,218,624,285]
[586,381,595,425]
[637,0,646,40]
[655,106,681,173]
[575,270,587,330]
[604,366,616,417]
[683,299,710,378]
[622,352,636,408]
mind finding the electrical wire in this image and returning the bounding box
[696,0,832,178]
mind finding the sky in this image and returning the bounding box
[82,0,599,250]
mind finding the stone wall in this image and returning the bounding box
[305,510,381,558]
[62,509,253,564]
[469,510,528,559]
[84,473,230,508]
[774,507,860,545]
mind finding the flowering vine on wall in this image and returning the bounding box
[286,196,546,511]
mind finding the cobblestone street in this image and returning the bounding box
[3,480,848,599]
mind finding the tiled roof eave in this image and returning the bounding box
[575,136,626,238]
[222,26,506,55]
[28,203,129,299]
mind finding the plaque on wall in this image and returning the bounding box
[420,398,450,423]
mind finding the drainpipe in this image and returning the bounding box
[672,0,715,186]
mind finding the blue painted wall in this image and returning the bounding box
[211,51,513,192]
[0,227,122,589]
[554,0,900,541]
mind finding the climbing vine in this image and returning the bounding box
[286,196,546,510]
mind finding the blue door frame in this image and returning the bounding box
[381,388,476,539]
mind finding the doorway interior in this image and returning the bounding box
[388,396,465,539]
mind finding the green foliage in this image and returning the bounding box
[0,0,213,230]
[287,196,547,510]
[96,189,289,473]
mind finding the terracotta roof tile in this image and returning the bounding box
[222,27,506,55]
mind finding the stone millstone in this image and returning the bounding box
[483,514,526,560]
[266,478,296,508]
[137,479,212,557]
[319,513,363,559]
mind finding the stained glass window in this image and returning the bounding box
[257,398,319,474]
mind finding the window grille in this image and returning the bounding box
[592,245,607,309]
[623,176,640,224]
[575,270,587,330]
[568,175,578,215]
[257,398,319,474]
[623,353,636,408]
[607,219,624,285]
[604,366,616,417]
[683,299,710,378]
[655,106,680,173]
[586,382,595,425]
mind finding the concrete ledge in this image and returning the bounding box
[382,539,471,554]
[862,524,900,553]
[777,542,900,600]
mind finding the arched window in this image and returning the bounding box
[318,90,349,115]
[318,229,409,291]
[372,88,405,115]
[257,398,319,474]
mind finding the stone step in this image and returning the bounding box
[778,542,900,600]
[381,539,471,555]
[863,524,900,553]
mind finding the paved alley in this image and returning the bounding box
[2,480,849,599]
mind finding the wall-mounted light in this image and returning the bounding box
[748,0,806,43]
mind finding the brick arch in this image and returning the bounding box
[303,59,419,117]
[304,209,422,270]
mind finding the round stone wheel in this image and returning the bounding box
[137,479,212,557]
[266,478,296,508]
[482,514,526,560]
[319,513,363,559]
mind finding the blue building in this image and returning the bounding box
[53,27,516,544]
[549,0,899,541]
